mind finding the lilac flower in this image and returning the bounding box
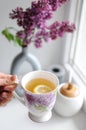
[3,0,75,48]
[48,20,75,39]
[35,30,50,42]
[34,38,42,48]
[23,38,32,46]
[16,31,26,39]
[48,0,69,11]
[57,21,76,37]
[10,7,24,27]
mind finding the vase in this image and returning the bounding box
[11,46,42,97]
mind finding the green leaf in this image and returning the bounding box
[2,28,14,42]
[1,28,24,47]
[15,37,23,46]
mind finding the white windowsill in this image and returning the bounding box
[0,98,86,130]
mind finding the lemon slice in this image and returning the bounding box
[33,85,52,94]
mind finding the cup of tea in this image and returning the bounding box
[15,70,59,122]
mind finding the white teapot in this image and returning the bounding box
[54,83,84,117]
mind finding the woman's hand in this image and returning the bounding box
[0,72,18,106]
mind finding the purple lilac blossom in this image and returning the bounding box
[9,0,75,47]
[34,38,42,48]
[48,0,69,11]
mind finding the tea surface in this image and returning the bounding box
[25,78,56,94]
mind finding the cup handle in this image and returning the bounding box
[13,91,26,105]
[13,78,26,105]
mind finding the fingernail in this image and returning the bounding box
[11,75,16,81]
[11,75,19,84]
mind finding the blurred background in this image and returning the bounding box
[0,0,75,74]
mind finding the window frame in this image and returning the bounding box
[64,0,86,87]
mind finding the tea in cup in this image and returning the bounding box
[21,70,59,122]
[25,78,56,94]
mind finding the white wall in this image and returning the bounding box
[0,0,74,73]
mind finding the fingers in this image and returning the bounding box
[0,74,18,86]
[0,84,17,106]
[0,86,4,93]
[0,73,12,78]
[0,73,19,106]
[4,84,17,91]
[0,91,13,106]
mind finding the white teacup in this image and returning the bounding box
[54,83,84,117]
[15,70,59,122]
